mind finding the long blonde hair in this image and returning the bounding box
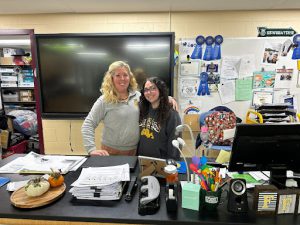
[101,61,138,103]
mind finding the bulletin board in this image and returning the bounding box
[178,37,299,121]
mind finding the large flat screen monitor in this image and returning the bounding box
[228,123,300,187]
[35,33,174,118]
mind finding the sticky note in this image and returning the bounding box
[215,150,231,164]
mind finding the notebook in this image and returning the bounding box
[0,177,10,187]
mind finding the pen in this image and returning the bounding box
[214,182,219,191]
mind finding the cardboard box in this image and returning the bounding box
[20,90,33,97]
[183,114,200,131]
[0,57,14,65]
[182,130,198,141]
[2,91,18,102]
[20,96,33,102]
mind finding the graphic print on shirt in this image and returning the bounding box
[140,117,160,139]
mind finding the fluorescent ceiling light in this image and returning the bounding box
[77,52,107,56]
[144,57,169,60]
[0,39,30,45]
[126,44,169,49]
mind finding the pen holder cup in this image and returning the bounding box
[199,188,224,211]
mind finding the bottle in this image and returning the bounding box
[200,125,210,157]
[200,126,209,147]
[164,165,178,184]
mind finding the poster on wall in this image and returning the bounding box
[274,68,294,89]
[180,60,201,76]
[253,71,276,88]
[179,77,200,97]
[235,78,253,101]
[204,61,221,92]
[252,90,273,106]
[179,39,196,61]
[238,54,256,78]
[220,56,240,80]
[218,80,235,104]
[205,62,220,83]
[262,41,282,64]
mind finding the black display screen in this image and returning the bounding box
[229,123,300,173]
[35,33,174,118]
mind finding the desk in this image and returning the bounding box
[1,155,300,225]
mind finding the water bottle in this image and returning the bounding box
[200,126,210,157]
[200,126,209,147]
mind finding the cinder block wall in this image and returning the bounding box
[1,10,300,155]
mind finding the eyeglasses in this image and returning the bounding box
[143,86,158,94]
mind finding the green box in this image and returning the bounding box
[182,182,200,211]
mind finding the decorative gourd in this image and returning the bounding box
[48,169,64,188]
[25,177,50,197]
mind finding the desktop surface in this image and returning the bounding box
[0,155,300,225]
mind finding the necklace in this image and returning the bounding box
[119,96,129,102]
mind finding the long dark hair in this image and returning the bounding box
[139,77,171,126]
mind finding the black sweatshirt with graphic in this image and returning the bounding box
[137,107,181,160]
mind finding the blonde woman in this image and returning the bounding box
[82,61,140,156]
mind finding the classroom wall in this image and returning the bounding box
[1,10,300,155]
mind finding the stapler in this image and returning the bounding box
[165,183,178,212]
[138,176,160,215]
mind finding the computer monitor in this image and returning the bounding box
[228,123,300,187]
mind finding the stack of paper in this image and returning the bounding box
[227,171,268,188]
[70,164,130,200]
[0,152,87,174]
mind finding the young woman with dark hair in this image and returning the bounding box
[138,77,181,159]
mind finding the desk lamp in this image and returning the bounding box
[177,137,194,156]
[172,139,189,182]
[176,124,197,182]
[175,124,196,156]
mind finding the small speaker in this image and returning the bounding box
[227,178,248,213]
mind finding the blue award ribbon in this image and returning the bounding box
[197,72,210,96]
[213,35,223,60]
[191,35,205,59]
[203,36,215,61]
[292,34,300,60]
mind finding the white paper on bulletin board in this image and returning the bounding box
[180,60,201,76]
[179,77,199,98]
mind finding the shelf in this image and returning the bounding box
[0,65,32,68]
[3,101,36,104]
[1,87,34,90]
